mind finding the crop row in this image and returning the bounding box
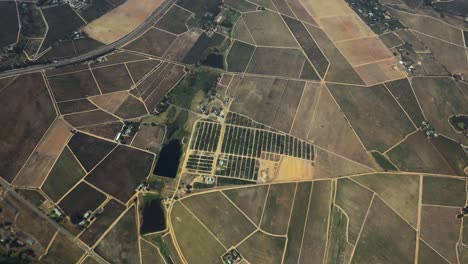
[190,121,221,152]
[215,155,259,181]
[185,154,215,173]
[225,112,266,129]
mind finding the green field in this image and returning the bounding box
[422,176,466,206]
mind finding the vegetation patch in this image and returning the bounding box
[92,64,134,93]
[41,233,84,264]
[68,132,116,172]
[422,176,466,207]
[47,70,100,102]
[371,151,397,171]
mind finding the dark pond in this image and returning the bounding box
[153,139,182,178]
[201,53,224,69]
[140,196,166,234]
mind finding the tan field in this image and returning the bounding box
[13,119,72,187]
[335,37,393,66]
[88,91,129,113]
[319,15,373,42]
[164,30,202,62]
[299,0,352,18]
[355,58,406,85]
[273,156,315,182]
[83,0,165,44]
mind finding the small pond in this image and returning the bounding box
[153,139,182,178]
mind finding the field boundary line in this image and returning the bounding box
[258,184,271,227]
[89,66,103,95]
[0,75,18,94]
[34,7,48,59]
[407,77,428,121]
[383,83,419,129]
[42,71,60,116]
[135,197,144,264]
[382,128,418,155]
[179,201,228,250]
[45,67,91,78]
[296,181,314,264]
[333,203,353,245]
[289,81,308,134]
[305,82,323,141]
[315,144,376,172]
[348,194,375,261]
[411,29,466,48]
[414,174,423,264]
[321,180,333,264]
[140,237,168,264]
[419,238,453,264]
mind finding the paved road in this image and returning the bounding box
[0,0,176,79]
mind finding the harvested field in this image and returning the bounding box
[95,206,141,264]
[420,205,460,264]
[126,59,161,83]
[226,41,255,72]
[272,156,314,182]
[237,231,286,264]
[299,0,351,18]
[0,73,56,182]
[41,233,84,264]
[13,119,72,188]
[41,147,86,202]
[79,199,126,246]
[283,183,312,264]
[230,76,305,132]
[335,178,373,244]
[0,1,19,48]
[64,110,119,128]
[232,17,255,45]
[58,181,107,224]
[223,185,269,225]
[290,82,320,139]
[182,192,256,247]
[131,123,165,153]
[114,95,148,119]
[41,4,85,49]
[155,5,191,34]
[57,99,97,115]
[80,122,123,140]
[354,173,419,227]
[379,32,403,48]
[47,70,100,102]
[86,145,154,202]
[384,78,425,126]
[313,148,373,179]
[305,24,364,85]
[272,0,294,16]
[170,202,226,264]
[89,91,129,113]
[422,176,466,207]
[282,15,328,77]
[92,64,134,93]
[335,37,393,66]
[412,77,468,144]
[164,30,202,62]
[390,9,464,45]
[83,0,165,44]
[354,58,406,86]
[319,15,373,42]
[246,47,311,79]
[242,10,298,47]
[68,132,116,171]
[124,28,177,57]
[351,196,416,264]
[261,182,296,235]
[387,132,453,174]
[299,180,332,263]
[327,83,414,152]
[431,136,468,176]
[415,32,468,76]
[308,86,374,168]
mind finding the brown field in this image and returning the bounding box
[319,15,373,42]
[164,29,202,62]
[223,185,269,225]
[290,82,321,139]
[420,205,460,264]
[126,59,161,83]
[387,132,453,174]
[141,239,165,264]
[335,37,393,66]
[45,64,89,76]
[232,18,255,45]
[354,58,406,86]
[422,176,466,207]
[92,64,134,93]
[238,231,286,264]
[458,81,468,98]
[182,191,256,247]
[313,148,373,179]
[41,233,84,264]
[335,178,374,244]
[47,70,101,102]
[80,121,123,140]
[261,182,296,235]
[124,27,177,57]
[131,123,165,153]
[0,73,57,182]
[13,119,72,188]
[83,0,165,44]
[89,91,129,113]
[114,96,148,120]
[308,86,375,168]
[93,51,149,67]
[351,196,416,264]
[272,156,314,182]
[418,239,451,264]
[144,64,185,110]
[57,99,97,115]
[246,48,309,79]
[64,110,119,128]
[411,77,468,144]
[299,180,332,263]
[285,0,317,25]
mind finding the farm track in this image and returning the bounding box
[0,0,176,79]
